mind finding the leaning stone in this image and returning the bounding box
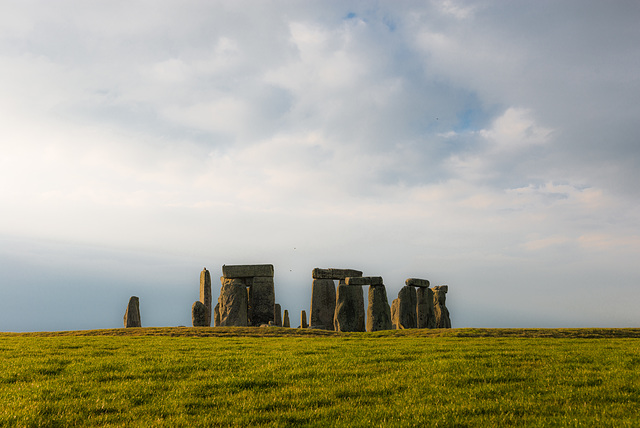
[309,278,336,330]
[345,276,383,286]
[312,268,363,280]
[301,310,308,329]
[200,268,212,326]
[391,298,400,329]
[433,285,451,328]
[247,276,275,326]
[218,277,248,326]
[283,310,290,328]
[417,287,436,328]
[405,278,430,288]
[334,281,365,332]
[192,301,208,327]
[123,296,141,328]
[222,264,274,278]
[274,303,282,327]
[213,302,221,327]
[396,286,417,329]
[367,285,392,332]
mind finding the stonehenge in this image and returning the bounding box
[181,264,452,332]
[123,296,141,328]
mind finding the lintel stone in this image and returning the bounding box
[345,276,383,286]
[405,278,430,288]
[223,264,274,278]
[312,268,363,280]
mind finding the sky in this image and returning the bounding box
[1,1,639,332]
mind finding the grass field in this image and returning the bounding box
[1,328,639,427]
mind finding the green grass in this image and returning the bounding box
[1,328,639,427]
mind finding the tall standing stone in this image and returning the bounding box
[248,276,275,326]
[213,302,221,327]
[123,296,141,328]
[433,285,451,328]
[192,301,208,327]
[274,303,282,327]
[218,277,248,326]
[283,310,290,328]
[395,286,417,329]
[391,298,400,329]
[417,287,436,329]
[334,280,365,332]
[301,310,308,329]
[367,285,392,331]
[200,268,212,327]
[309,279,336,330]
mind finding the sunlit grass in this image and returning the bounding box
[1,328,639,426]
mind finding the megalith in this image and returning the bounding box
[192,301,208,327]
[218,277,248,326]
[391,298,399,329]
[123,296,141,328]
[283,310,290,328]
[364,280,392,332]
[222,264,275,327]
[274,303,282,327]
[433,285,451,328]
[334,280,365,332]
[394,286,417,329]
[199,268,212,327]
[300,310,308,329]
[407,278,435,329]
[213,302,221,327]
[310,268,362,330]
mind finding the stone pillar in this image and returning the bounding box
[310,268,362,330]
[274,303,282,327]
[283,310,290,328]
[395,286,417,329]
[300,310,308,328]
[334,280,365,332]
[192,301,208,327]
[123,296,141,328]
[433,285,451,328]
[367,284,392,332]
[199,268,212,327]
[391,298,399,329]
[213,302,221,327]
[247,276,275,326]
[218,277,248,326]
[406,278,434,329]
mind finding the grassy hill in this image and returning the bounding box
[1,328,639,426]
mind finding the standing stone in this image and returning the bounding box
[247,276,275,326]
[200,268,212,327]
[433,285,451,328]
[395,286,417,329]
[391,298,400,329]
[274,303,282,327]
[192,301,208,327]
[283,310,290,328]
[309,278,336,330]
[367,285,392,332]
[218,277,248,326]
[417,287,436,329]
[123,296,141,328]
[334,281,365,332]
[213,302,221,327]
[300,310,308,328]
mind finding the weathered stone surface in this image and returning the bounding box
[345,276,383,286]
[200,268,212,326]
[367,285,392,332]
[334,281,365,332]
[192,301,208,327]
[283,310,290,328]
[218,277,248,326]
[247,276,275,326]
[405,278,430,288]
[214,302,221,327]
[395,286,417,329]
[274,303,282,327]
[309,278,336,330]
[391,298,399,329]
[416,287,436,329]
[123,296,141,328]
[222,264,274,278]
[301,310,308,329]
[312,268,363,280]
[433,285,451,328]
